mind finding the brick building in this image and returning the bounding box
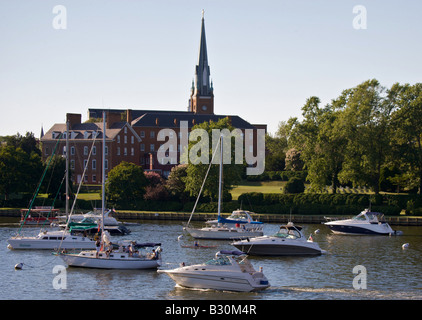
[40,14,266,183]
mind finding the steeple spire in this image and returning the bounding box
[189,11,214,114]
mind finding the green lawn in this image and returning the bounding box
[231,181,286,200]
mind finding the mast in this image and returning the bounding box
[65,120,69,220]
[217,135,223,218]
[102,111,106,235]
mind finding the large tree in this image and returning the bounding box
[105,161,148,205]
[184,118,243,201]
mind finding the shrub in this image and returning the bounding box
[283,177,305,194]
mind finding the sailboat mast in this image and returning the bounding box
[217,135,223,217]
[65,120,69,220]
[102,111,106,234]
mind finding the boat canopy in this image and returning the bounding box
[217,210,263,225]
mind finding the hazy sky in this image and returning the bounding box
[0,0,421,137]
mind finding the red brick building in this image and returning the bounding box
[40,15,266,183]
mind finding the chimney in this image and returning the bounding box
[126,109,132,124]
[105,111,121,129]
[149,153,154,170]
[66,113,81,129]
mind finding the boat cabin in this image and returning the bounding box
[353,209,386,224]
[273,223,303,240]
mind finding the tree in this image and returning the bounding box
[166,164,189,201]
[337,79,392,194]
[184,118,243,201]
[389,82,422,193]
[105,161,148,205]
[144,171,169,201]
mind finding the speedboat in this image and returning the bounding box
[157,250,270,292]
[324,209,402,235]
[232,222,323,256]
[7,229,96,250]
[60,232,162,269]
[205,209,263,228]
[56,209,120,226]
[65,217,131,236]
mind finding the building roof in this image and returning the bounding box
[88,108,257,130]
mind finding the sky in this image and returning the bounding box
[0,0,421,138]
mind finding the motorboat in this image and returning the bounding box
[65,217,131,236]
[60,234,162,270]
[7,229,96,250]
[56,209,120,226]
[205,209,263,228]
[324,209,402,235]
[19,207,59,226]
[157,250,270,292]
[232,222,323,256]
[184,137,264,240]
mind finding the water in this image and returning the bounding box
[1,218,422,300]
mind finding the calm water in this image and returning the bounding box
[1,218,421,300]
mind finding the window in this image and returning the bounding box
[150,144,155,152]
[92,146,96,155]
[71,146,75,155]
[131,136,134,144]
[70,160,75,169]
[140,144,145,151]
[117,147,120,156]
[150,131,155,138]
[124,147,127,156]
[45,147,49,156]
[83,159,88,169]
[140,131,145,138]
[92,175,96,182]
[124,126,127,134]
[84,175,88,183]
[124,136,127,144]
[84,146,88,156]
[105,159,108,170]
[131,147,134,156]
[63,146,67,156]
[117,135,120,143]
[105,146,108,155]
[92,159,96,170]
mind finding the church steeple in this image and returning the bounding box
[189,10,214,114]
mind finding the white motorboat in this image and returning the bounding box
[324,209,402,235]
[7,230,96,250]
[59,112,163,270]
[232,222,323,256]
[184,137,264,240]
[56,209,120,226]
[158,250,270,292]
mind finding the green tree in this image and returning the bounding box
[185,118,243,201]
[337,79,393,194]
[105,161,148,205]
[166,164,189,201]
[389,82,422,193]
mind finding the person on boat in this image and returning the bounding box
[95,239,101,257]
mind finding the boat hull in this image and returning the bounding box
[160,270,269,292]
[61,253,161,269]
[232,242,322,256]
[185,227,263,240]
[7,238,96,250]
[325,223,395,235]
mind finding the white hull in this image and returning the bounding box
[162,271,268,292]
[61,251,161,269]
[7,238,96,250]
[185,227,263,240]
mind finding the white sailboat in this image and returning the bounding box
[7,122,97,251]
[184,136,264,240]
[59,112,162,269]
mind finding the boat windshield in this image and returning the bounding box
[273,228,301,239]
[353,213,367,221]
[205,256,232,266]
[229,211,249,220]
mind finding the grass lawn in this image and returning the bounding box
[231,180,286,200]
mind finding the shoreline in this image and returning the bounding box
[1,208,422,226]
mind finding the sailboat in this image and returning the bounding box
[7,124,97,251]
[59,112,162,269]
[184,136,264,240]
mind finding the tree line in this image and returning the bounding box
[266,79,422,195]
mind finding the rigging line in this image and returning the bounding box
[57,134,98,251]
[18,134,63,235]
[40,171,66,229]
[186,136,221,228]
